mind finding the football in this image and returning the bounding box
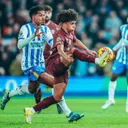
[97,47,114,62]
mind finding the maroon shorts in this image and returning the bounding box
[46,57,68,84]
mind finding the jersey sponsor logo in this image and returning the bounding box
[30,41,44,48]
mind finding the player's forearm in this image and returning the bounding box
[112,38,128,51]
[74,39,88,52]
[57,45,68,60]
[123,39,128,46]
[17,34,35,49]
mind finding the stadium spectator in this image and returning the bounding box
[0,0,127,76]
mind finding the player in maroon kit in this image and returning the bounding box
[44,5,69,115]
[34,5,73,115]
[24,9,109,124]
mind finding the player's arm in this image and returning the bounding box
[113,25,128,51]
[56,36,73,63]
[112,38,127,51]
[55,35,69,59]
[57,44,69,60]
[74,39,97,56]
[57,44,73,66]
[17,26,42,49]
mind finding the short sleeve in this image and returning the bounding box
[45,26,53,48]
[18,25,28,40]
[72,32,77,42]
[55,33,65,47]
[120,24,128,39]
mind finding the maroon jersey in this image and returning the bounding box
[47,21,59,35]
[44,21,60,61]
[46,28,77,64]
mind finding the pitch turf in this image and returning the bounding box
[0,97,128,128]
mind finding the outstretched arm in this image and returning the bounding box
[113,38,126,51]
[74,39,97,56]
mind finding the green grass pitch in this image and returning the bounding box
[0,97,128,128]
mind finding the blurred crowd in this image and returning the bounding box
[0,0,128,76]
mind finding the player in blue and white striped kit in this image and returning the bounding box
[102,23,128,112]
[0,5,55,110]
[17,6,54,91]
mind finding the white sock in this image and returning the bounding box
[95,58,100,64]
[51,88,71,117]
[126,86,128,111]
[108,81,117,101]
[9,85,30,98]
[31,108,36,113]
[57,97,71,117]
[95,51,108,65]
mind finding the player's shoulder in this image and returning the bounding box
[20,23,30,30]
[53,29,64,40]
[41,25,51,33]
[120,24,128,31]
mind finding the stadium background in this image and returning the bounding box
[0,0,128,128]
[0,0,127,96]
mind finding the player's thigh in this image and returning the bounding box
[46,57,69,76]
[38,72,54,87]
[23,66,46,81]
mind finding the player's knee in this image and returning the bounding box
[111,76,117,81]
[28,87,37,94]
[54,95,62,102]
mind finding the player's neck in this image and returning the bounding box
[32,21,40,28]
[62,27,69,34]
[45,20,51,26]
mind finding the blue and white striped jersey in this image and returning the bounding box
[116,24,128,64]
[18,22,53,70]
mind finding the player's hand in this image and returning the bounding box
[61,55,74,67]
[34,26,43,37]
[86,49,97,56]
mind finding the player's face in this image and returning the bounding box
[66,21,76,32]
[45,11,52,23]
[33,11,46,26]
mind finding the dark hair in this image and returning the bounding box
[29,5,44,19]
[44,5,53,12]
[57,9,78,24]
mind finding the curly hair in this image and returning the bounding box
[57,9,78,24]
